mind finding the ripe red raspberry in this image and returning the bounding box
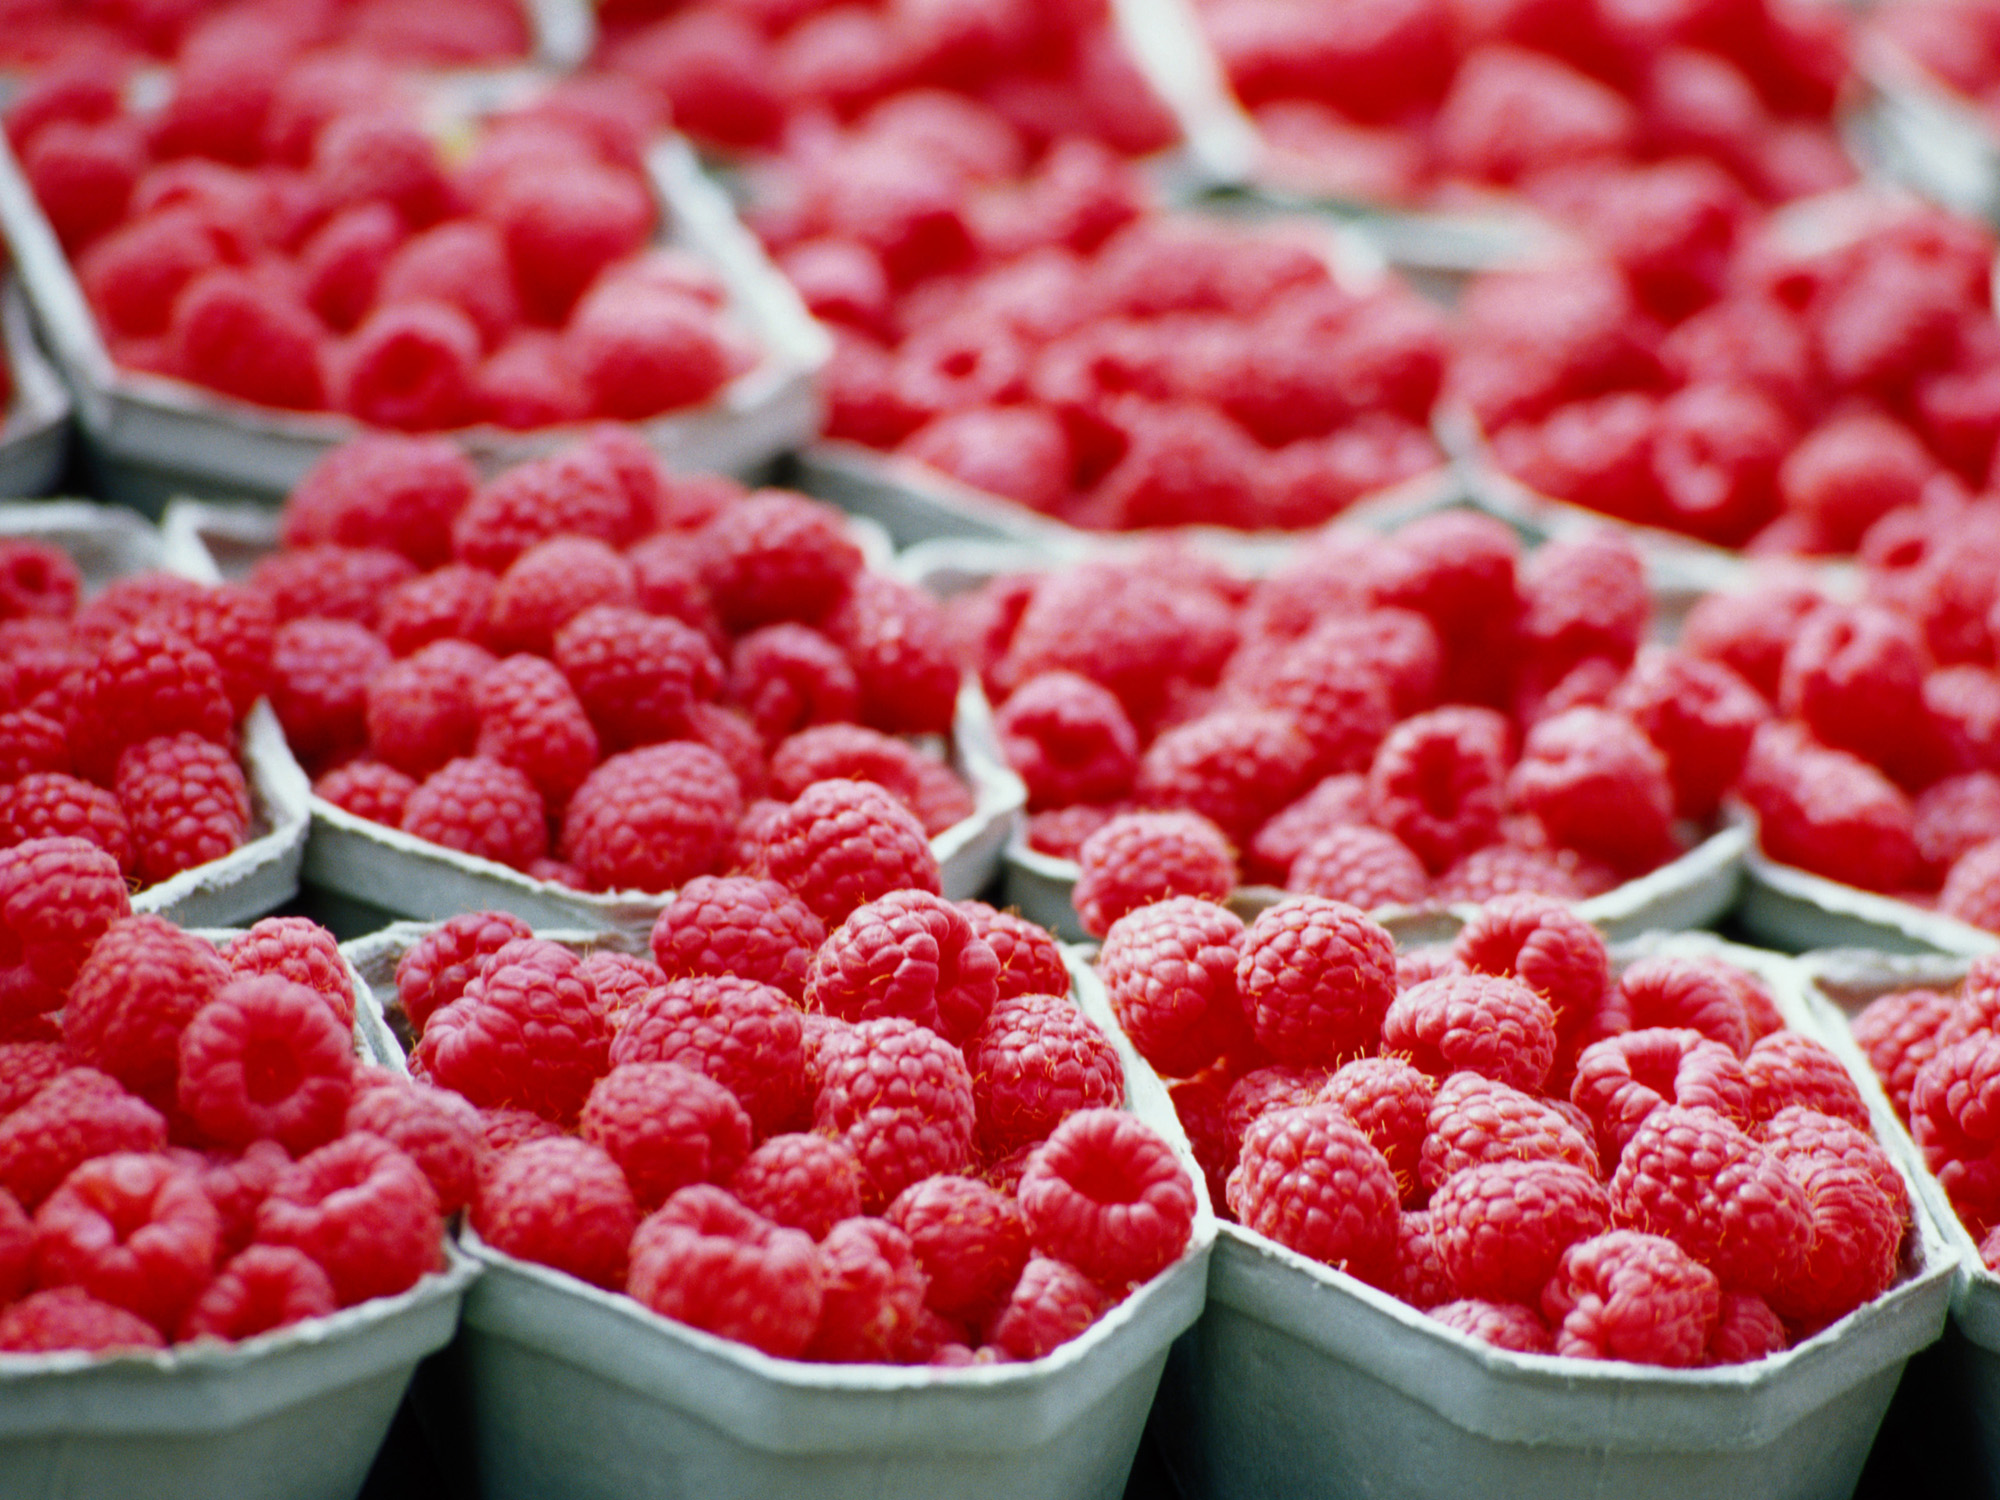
[1096,896,1247,1080]
[114,733,252,886]
[64,915,231,1112]
[1451,894,1609,1042]
[1363,1206,1450,1309]
[0,837,130,1003]
[395,911,533,1034]
[953,904,1065,1006]
[553,605,721,753]
[728,623,862,746]
[377,566,496,658]
[984,1254,1109,1360]
[627,534,730,637]
[1287,824,1428,908]
[768,724,970,835]
[1229,1103,1398,1275]
[147,583,276,721]
[1508,708,1676,876]
[628,1184,826,1357]
[180,1243,337,1343]
[1680,581,1823,704]
[685,703,773,805]
[415,943,608,1122]
[1384,973,1557,1095]
[1517,533,1647,678]
[1607,648,1766,821]
[1418,1072,1599,1196]
[1706,1289,1788,1365]
[0,539,81,623]
[1779,604,1939,790]
[649,876,824,1003]
[223,918,354,1031]
[567,282,733,422]
[0,708,71,786]
[578,1062,751,1212]
[964,993,1124,1155]
[559,743,741,894]
[268,617,392,770]
[610,975,803,1139]
[1942,841,2000,932]
[699,492,866,633]
[0,772,133,875]
[822,572,959,737]
[255,1132,441,1307]
[813,1016,976,1209]
[1073,811,1238,940]
[0,1070,167,1210]
[478,1107,564,1159]
[400,756,547,872]
[1224,1064,1332,1163]
[1250,645,1398,787]
[1571,1028,1754,1161]
[573,952,662,1031]
[1911,1032,2000,1234]
[474,1135,636,1290]
[1608,1105,1811,1298]
[1762,1106,1904,1328]
[1542,1229,1719,1366]
[1018,1108,1195,1288]
[1851,988,1957,1121]
[166,266,326,411]
[0,1043,73,1117]
[250,546,423,636]
[803,1214,929,1363]
[311,761,414,832]
[759,779,942,926]
[0,1286,166,1354]
[178,976,355,1156]
[1738,724,1920,892]
[490,162,652,323]
[468,654,599,813]
[67,620,236,785]
[1926,667,2000,776]
[346,1082,483,1217]
[1317,1057,1434,1203]
[1234,897,1396,1067]
[363,640,493,779]
[33,1150,221,1334]
[807,890,1000,1044]
[1914,773,2000,878]
[1429,1298,1552,1353]
[1133,710,1316,846]
[1367,707,1510,874]
[1431,1158,1610,1304]
[1614,955,1751,1057]
[731,1132,864,1240]
[1743,1031,1871,1129]
[452,447,642,574]
[281,435,477,571]
[995,671,1139,812]
[1027,804,1122,862]
[887,1173,1030,1321]
[484,538,636,660]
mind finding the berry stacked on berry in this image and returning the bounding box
[959,520,1751,925]
[404,897,1196,1363]
[0,882,455,1353]
[270,430,974,895]
[0,0,530,68]
[8,53,746,429]
[0,534,273,890]
[1100,889,1909,1365]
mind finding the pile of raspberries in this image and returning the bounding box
[1098,890,1910,1365]
[957,516,1754,927]
[0,0,531,68]
[403,891,1197,1363]
[0,846,454,1355]
[0,532,270,890]
[262,428,974,895]
[9,43,748,429]
[1853,953,2000,1272]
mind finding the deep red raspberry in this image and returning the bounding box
[1707,1290,1788,1365]
[1018,1108,1195,1288]
[1743,1031,1871,1129]
[807,890,1000,1044]
[468,654,599,813]
[887,1173,1031,1321]
[1910,1032,2000,1235]
[0,772,132,874]
[1364,1207,1450,1309]
[1419,1072,1598,1196]
[415,943,607,1123]
[650,875,824,1003]
[281,435,477,571]
[401,755,547,872]
[1133,710,1316,846]
[957,901,1068,1003]
[1778,604,1939,790]
[822,572,960,737]
[996,671,1140,811]
[0,837,129,1009]
[611,974,804,1139]
[268,617,391,769]
[0,708,70,785]
[251,548,420,634]
[0,1070,167,1210]
[805,1215,930,1362]
[167,266,326,411]
[1508,708,1676,876]
[377,566,496,659]
[483,537,636,659]
[1615,954,1752,1057]
[768,723,970,835]
[180,1243,337,1342]
[729,623,862,746]
[1224,1064,1332,1166]
[255,1132,441,1307]
[224,918,354,1031]
[313,761,416,827]
[178,976,354,1156]
[1383,972,1557,1095]
[1167,1071,1233,1211]
[114,733,252,886]
[1570,1028,1754,1161]
[574,952,663,1031]
[1682,581,1825,703]
[1027,804,1122,862]
[1429,1297,1552,1353]
[1543,1229,1719,1366]
[0,1286,166,1353]
[394,912,533,1035]
[1914,773,2000,878]
[0,539,81,623]
[1517,533,1647,680]
[1852,988,1957,1121]
[686,703,774,805]
[1233,897,1396,1067]
[1451,894,1609,1045]
[1431,1158,1610,1305]
[345,1082,483,1217]
[1367,707,1510,874]
[0,1043,73,1117]
[731,1132,864,1240]
[477,1106,564,1159]
[1251,640,1398,785]
[1737,723,1920,892]
[1317,1057,1434,1203]
[1942,841,2000,932]
[1762,1106,1904,1328]
[474,1135,636,1290]
[32,1150,220,1334]
[1229,1103,1398,1276]
[560,742,743,894]
[964,993,1124,1155]
[627,1184,826,1357]
[452,447,643,574]
[363,640,493,779]
[1608,648,1766,822]
[699,491,865,633]
[759,779,942,926]
[64,915,231,1113]
[1097,896,1248,1080]
[578,1062,751,1212]
[152,584,276,720]
[492,163,653,325]
[984,1254,1109,1360]
[813,1017,977,1209]
[1287,824,1428,908]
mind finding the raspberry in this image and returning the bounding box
[768,724,968,835]
[1431,1158,1610,1304]
[1287,825,1428,908]
[0,1043,73,1117]
[559,744,741,894]
[995,671,1140,811]
[474,1135,636,1290]
[646,877,819,1003]
[759,779,942,926]
[1429,1297,1552,1353]
[378,220,518,351]
[180,1243,337,1342]
[610,975,804,1139]
[69,621,235,785]
[65,915,231,1113]
[452,456,635,580]
[575,952,664,1031]
[1915,773,2000,876]
[1019,1107,1194,1290]
[1451,894,1609,1043]
[1245,774,1372,884]
[1679,583,1823,704]
[628,1185,826,1357]
[255,1131,441,1307]
[0,709,70,786]
[1762,1107,1904,1328]
[1942,842,2000,932]
[167,266,326,412]
[33,1151,221,1334]
[813,1017,976,1209]
[1737,724,1920,893]
[1317,1057,1435,1202]
[488,160,652,323]
[298,202,403,332]
[951,907,1062,1007]
[485,538,636,660]
[1571,1029,1754,1162]
[984,1254,1109,1360]
[115,733,252,886]
[363,638,498,780]
[807,890,999,1045]
[345,1082,482,1216]
[1743,1031,1871,1129]
[1542,1230,1719,1367]
[0,1070,167,1210]
[964,993,1124,1155]
[1851,988,1956,1121]
[478,1107,564,1159]
[401,756,547,872]
[1364,1206,1449,1309]
[1229,1103,1398,1276]
[575,1062,750,1212]
[1780,604,1939,790]
[1097,897,1248,1080]
[1509,708,1676,875]
[729,624,862,746]
[415,943,607,1123]
[0,1286,166,1354]
[553,605,721,753]
[1419,1072,1598,1196]
[799,1215,927,1363]
[311,109,454,228]
[1707,1290,1788,1365]
[1134,710,1316,846]
[1607,648,1766,822]
[731,1132,864,1240]
[177,976,354,1155]
[1235,897,1397,1067]
[1518,533,1647,676]
[1615,955,1751,1058]
[281,434,477,571]
[1367,707,1510,874]
[886,1173,1030,1322]
[269,618,392,770]
[471,655,599,812]
[1072,811,1236,940]
[1027,804,1121,862]
[1911,1033,2000,1234]
[1224,1065,1332,1165]
[395,911,533,1035]
[1608,1105,1811,1298]
[0,774,132,876]
[1782,412,1938,554]
[699,492,866,634]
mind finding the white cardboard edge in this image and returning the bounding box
[0,276,69,498]
[522,0,596,70]
[0,108,825,504]
[0,501,308,926]
[1106,0,1262,186]
[1188,930,1954,1454]
[339,923,1217,1457]
[1847,39,2000,222]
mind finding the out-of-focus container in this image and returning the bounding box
[0,277,67,497]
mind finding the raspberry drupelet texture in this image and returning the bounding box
[0,774,133,875]
[1911,1032,2000,1235]
[225,918,355,1030]
[1852,988,1957,1121]
[1132,709,1317,845]
[314,761,418,828]
[728,623,862,745]
[887,1173,1031,1322]
[698,491,866,633]
[813,1016,977,1209]
[364,639,493,779]
[0,836,130,1003]
[578,1062,752,1211]
[964,993,1125,1155]
[346,1082,484,1216]
[759,779,942,926]
[651,875,826,1002]
[1451,894,1610,1045]
[452,448,642,574]
[377,565,496,659]
[1228,1103,1398,1277]
[958,901,1071,1002]
[1542,1229,1720,1367]
[1615,955,1753,1057]
[995,670,1140,810]
[1287,825,1429,910]
[250,547,417,631]
[68,622,234,784]
[1246,773,1371,884]
[64,914,231,1112]
[1366,707,1510,874]
[0,1070,167,1210]
[767,723,972,836]
[115,733,252,886]
[414,943,608,1124]
[984,1254,1109,1360]
[1430,1298,1552,1353]
[1319,1057,1436,1202]
[180,1243,337,1342]
[609,974,805,1139]
[1098,896,1248,1080]
[484,536,637,658]
[554,605,722,752]
[0,1286,166,1353]
[1707,1291,1789,1365]
[475,1135,637,1290]
[559,743,742,893]
[268,617,392,770]
[280,433,476,570]
[627,1184,826,1358]
[394,910,534,1035]
[1570,1028,1754,1162]
[1607,648,1766,821]
[33,1151,221,1334]
[1071,810,1237,940]
[806,1215,930,1362]
[1234,896,1398,1067]
[1762,1106,1905,1329]
[1418,1072,1599,1196]
[1429,1158,1610,1305]
[1508,708,1677,875]
[401,756,548,871]
[254,1132,443,1307]
[1742,1031,1872,1129]
[1383,973,1559,1095]
[178,976,355,1155]
[807,890,1000,1044]
[822,571,961,737]
[1017,1108,1196,1288]
[732,1132,865,1241]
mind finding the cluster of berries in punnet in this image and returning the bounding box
[959,518,1752,923]
[9,41,748,430]
[263,428,974,894]
[0,873,454,1354]
[1854,954,2000,1271]
[1098,888,1910,1365]
[0,534,270,890]
[0,0,530,68]
[404,889,1196,1364]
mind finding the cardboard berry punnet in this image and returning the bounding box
[0,278,66,499]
